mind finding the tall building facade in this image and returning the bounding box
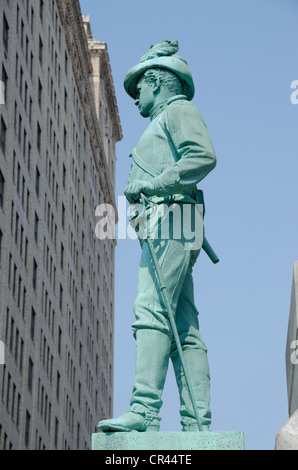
[0,0,122,450]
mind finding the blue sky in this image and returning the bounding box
[80,0,298,450]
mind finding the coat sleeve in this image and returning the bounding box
[151,100,216,196]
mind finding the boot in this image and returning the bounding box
[97,408,160,432]
[171,345,211,431]
[98,329,171,432]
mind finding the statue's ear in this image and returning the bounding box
[152,77,161,94]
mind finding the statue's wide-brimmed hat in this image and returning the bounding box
[124,40,195,101]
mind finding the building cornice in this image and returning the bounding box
[88,40,123,143]
[56,0,120,226]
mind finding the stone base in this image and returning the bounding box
[275,409,298,450]
[92,431,245,451]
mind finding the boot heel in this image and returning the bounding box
[145,423,160,432]
[144,416,161,432]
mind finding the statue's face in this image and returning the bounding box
[135,77,155,118]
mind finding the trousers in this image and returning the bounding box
[130,206,211,429]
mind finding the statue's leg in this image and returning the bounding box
[98,235,192,432]
[170,262,211,431]
[98,328,170,432]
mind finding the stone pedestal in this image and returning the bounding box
[275,409,298,450]
[92,431,245,451]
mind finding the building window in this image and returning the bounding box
[15,212,19,244]
[34,212,39,243]
[11,263,17,297]
[20,20,24,50]
[24,82,28,111]
[76,423,80,449]
[18,114,22,145]
[28,143,31,171]
[25,36,29,64]
[65,51,68,75]
[0,170,5,208]
[37,122,41,152]
[19,67,24,98]
[28,357,33,392]
[24,238,28,267]
[26,189,30,219]
[10,202,14,235]
[54,418,58,449]
[62,164,66,188]
[35,166,40,197]
[81,268,84,290]
[16,5,20,36]
[29,97,33,124]
[20,340,24,372]
[30,307,36,340]
[22,287,26,318]
[31,7,34,33]
[14,102,17,133]
[6,373,11,412]
[23,131,27,161]
[39,36,43,65]
[59,284,63,310]
[61,203,65,229]
[56,372,60,400]
[0,117,7,154]
[30,52,33,79]
[64,89,67,112]
[60,243,64,270]
[63,127,67,150]
[25,411,31,447]
[1,64,8,104]
[20,225,24,257]
[32,258,37,291]
[15,53,19,84]
[11,383,16,421]
[3,13,9,52]
[58,327,62,355]
[14,329,19,362]
[0,229,2,264]
[39,0,44,23]
[8,253,12,287]
[38,79,42,108]
[9,317,14,351]
[17,275,22,308]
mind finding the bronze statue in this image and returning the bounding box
[98,40,217,433]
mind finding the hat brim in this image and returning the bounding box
[124,56,195,101]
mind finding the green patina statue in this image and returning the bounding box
[98,40,217,433]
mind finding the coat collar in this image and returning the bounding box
[149,95,187,121]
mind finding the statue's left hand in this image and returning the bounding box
[124,180,155,204]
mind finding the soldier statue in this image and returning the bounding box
[98,40,217,433]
